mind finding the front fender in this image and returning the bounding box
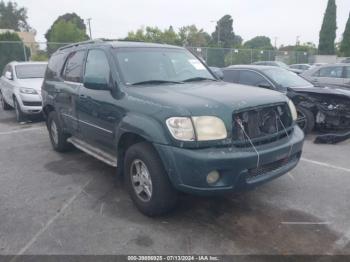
[115,112,171,145]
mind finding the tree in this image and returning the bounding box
[244,36,274,50]
[318,0,337,55]
[211,15,235,48]
[340,12,350,57]
[0,1,30,31]
[0,32,30,71]
[45,13,89,55]
[178,25,210,47]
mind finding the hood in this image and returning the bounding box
[16,78,44,92]
[291,85,350,99]
[126,81,288,118]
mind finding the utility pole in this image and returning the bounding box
[296,35,301,46]
[87,18,92,39]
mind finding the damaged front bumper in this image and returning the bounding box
[154,125,304,195]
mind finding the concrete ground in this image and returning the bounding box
[0,108,349,256]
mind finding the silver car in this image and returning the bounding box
[302,63,350,89]
[0,61,47,122]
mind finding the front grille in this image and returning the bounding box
[232,103,293,147]
[22,101,42,107]
[247,153,300,182]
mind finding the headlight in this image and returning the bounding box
[288,99,298,121]
[20,87,38,94]
[166,116,227,141]
[192,116,227,141]
[166,117,195,141]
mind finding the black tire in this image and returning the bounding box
[47,111,72,152]
[14,98,26,122]
[296,106,315,134]
[0,91,11,110]
[124,142,178,216]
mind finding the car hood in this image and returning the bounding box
[16,78,44,92]
[290,85,350,99]
[126,81,288,118]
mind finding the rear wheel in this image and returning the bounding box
[14,98,26,122]
[47,111,72,152]
[0,91,11,110]
[124,142,178,216]
[296,107,315,134]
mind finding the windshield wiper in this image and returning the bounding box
[182,77,217,83]
[131,80,183,86]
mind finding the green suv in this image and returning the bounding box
[42,40,304,216]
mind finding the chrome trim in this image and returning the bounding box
[61,113,113,134]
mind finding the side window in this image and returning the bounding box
[63,51,85,83]
[319,66,343,78]
[223,70,239,83]
[84,49,110,82]
[239,71,271,87]
[345,67,350,78]
[47,52,66,80]
[312,69,320,77]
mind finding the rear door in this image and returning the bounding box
[57,50,86,134]
[314,66,344,87]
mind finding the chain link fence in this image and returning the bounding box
[188,47,314,67]
[0,41,315,72]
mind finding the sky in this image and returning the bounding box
[13,0,350,46]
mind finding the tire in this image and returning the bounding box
[14,98,26,122]
[0,91,11,110]
[296,106,315,134]
[47,111,72,152]
[124,142,178,216]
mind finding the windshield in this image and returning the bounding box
[263,68,312,88]
[113,48,215,85]
[15,64,47,79]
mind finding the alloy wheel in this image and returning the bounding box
[130,159,153,202]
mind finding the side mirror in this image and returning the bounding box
[83,76,110,90]
[5,71,13,80]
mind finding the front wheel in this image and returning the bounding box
[14,98,26,122]
[296,107,315,134]
[124,142,178,216]
[0,91,11,110]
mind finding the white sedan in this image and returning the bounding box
[0,61,47,122]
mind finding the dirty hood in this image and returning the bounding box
[127,81,288,119]
[291,85,350,99]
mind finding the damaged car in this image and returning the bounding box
[42,40,304,216]
[222,65,350,133]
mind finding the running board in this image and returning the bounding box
[67,137,117,167]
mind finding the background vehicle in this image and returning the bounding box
[0,61,47,122]
[252,61,303,74]
[290,64,311,71]
[302,63,350,89]
[42,40,304,216]
[222,65,350,133]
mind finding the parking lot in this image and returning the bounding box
[0,108,349,256]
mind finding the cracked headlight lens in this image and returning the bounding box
[166,117,195,141]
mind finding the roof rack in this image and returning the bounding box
[58,39,106,51]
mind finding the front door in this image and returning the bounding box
[78,49,121,153]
